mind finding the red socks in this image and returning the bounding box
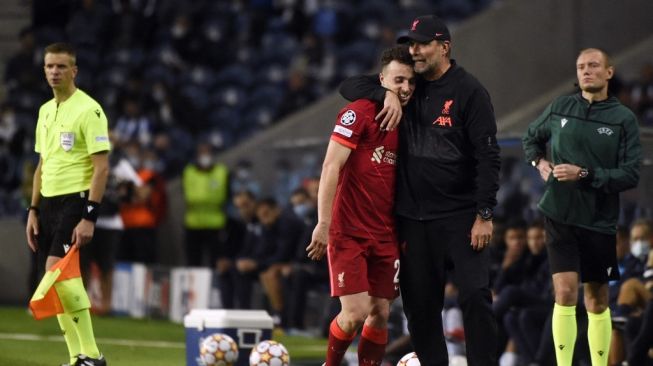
[326,318,357,366]
[358,324,388,366]
[326,319,388,366]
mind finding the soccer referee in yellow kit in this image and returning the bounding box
[25,42,110,366]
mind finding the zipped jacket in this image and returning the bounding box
[522,94,641,234]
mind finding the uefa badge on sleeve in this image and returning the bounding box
[340,110,356,126]
[60,132,75,151]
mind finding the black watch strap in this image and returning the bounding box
[477,207,493,221]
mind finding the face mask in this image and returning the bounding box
[198,154,212,168]
[631,239,651,260]
[143,160,158,171]
[1,111,16,126]
[171,24,187,38]
[152,87,166,102]
[127,156,141,169]
[293,203,311,218]
[236,169,250,180]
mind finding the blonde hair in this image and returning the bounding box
[44,42,77,65]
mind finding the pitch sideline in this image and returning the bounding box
[0,332,326,352]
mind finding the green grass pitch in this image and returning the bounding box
[0,307,327,366]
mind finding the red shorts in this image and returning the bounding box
[327,232,400,299]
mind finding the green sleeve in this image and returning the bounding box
[590,115,641,193]
[522,103,553,163]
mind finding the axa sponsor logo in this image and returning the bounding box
[597,127,614,136]
[434,116,452,127]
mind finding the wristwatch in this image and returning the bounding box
[578,167,589,179]
[477,207,493,221]
[531,157,541,168]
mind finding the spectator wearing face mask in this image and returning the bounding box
[182,143,229,267]
[610,219,652,365]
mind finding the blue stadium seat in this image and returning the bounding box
[246,85,285,111]
[98,65,129,87]
[242,104,278,129]
[211,85,247,110]
[143,63,178,86]
[335,40,379,80]
[180,84,211,112]
[108,47,146,68]
[215,64,253,88]
[254,63,288,85]
[260,32,298,64]
[75,47,101,71]
[183,65,217,88]
[208,106,242,131]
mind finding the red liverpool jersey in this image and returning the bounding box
[329,99,398,242]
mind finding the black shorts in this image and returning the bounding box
[544,216,619,283]
[38,191,87,259]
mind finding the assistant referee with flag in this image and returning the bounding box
[26,42,110,366]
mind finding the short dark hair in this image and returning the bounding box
[234,190,256,201]
[257,197,278,209]
[528,219,545,231]
[44,42,77,65]
[380,45,413,68]
[291,187,309,197]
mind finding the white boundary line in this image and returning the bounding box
[0,333,185,349]
[0,333,326,352]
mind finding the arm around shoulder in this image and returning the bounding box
[339,74,386,103]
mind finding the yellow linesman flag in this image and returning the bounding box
[29,246,90,320]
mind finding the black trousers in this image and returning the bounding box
[398,213,498,366]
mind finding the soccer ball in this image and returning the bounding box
[200,333,239,366]
[249,340,290,366]
[397,352,420,366]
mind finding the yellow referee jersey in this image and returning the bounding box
[35,89,111,197]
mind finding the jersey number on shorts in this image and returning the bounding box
[394,259,400,289]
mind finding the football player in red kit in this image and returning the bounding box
[306,45,415,366]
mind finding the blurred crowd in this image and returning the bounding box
[0,0,494,216]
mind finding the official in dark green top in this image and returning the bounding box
[522,48,641,366]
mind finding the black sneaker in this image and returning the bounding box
[74,354,106,366]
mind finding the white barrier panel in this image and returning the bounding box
[145,265,171,319]
[169,268,212,323]
[111,262,147,318]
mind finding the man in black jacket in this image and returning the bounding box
[339,15,500,366]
